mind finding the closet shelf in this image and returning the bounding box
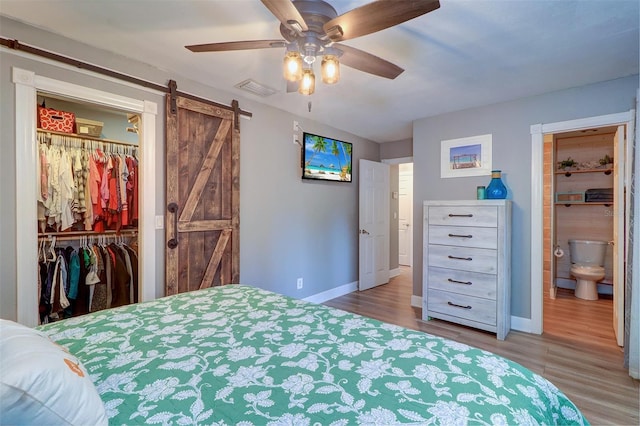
[37,128,137,147]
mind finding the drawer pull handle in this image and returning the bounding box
[448,213,473,217]
[448,233,473,238]
[448,255,472,261]
[448,278,472,285]
[448,301,472,309]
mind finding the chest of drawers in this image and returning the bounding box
[423,200,512,340]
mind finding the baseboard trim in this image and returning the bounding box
[389,268,401,278]
[411,295,422,308]
[303,281,358,304]
[555,277,613,295]
[511,316,536,334]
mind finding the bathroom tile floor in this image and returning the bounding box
[325,267,639,426]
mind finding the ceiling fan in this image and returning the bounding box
[186,0,440,95]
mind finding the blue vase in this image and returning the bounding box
[486,170,507,199]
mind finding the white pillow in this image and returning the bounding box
[0,319,108,426]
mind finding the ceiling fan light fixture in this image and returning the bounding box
[321,54,340,84]
[283,51,303,82]
[298,68,315,95]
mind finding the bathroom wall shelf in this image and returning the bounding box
[556,202,612,207]
[555,168,612,177]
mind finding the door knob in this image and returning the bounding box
[360,229,370,235]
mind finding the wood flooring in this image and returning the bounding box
[324,267,639,425]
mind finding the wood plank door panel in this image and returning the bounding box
[166,95,239,295]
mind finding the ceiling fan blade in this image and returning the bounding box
[186,40,285,53]
[323,0,440,42]
[260,0,308,33]
[334,43,403,79]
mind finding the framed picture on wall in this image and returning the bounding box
[440,134,492,178]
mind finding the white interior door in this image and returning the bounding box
[398,163,413,266]
[613,124,625,347]
[359,159,390,291]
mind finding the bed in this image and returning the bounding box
[3,285,588,425]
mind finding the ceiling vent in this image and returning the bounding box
[234,79,277,97]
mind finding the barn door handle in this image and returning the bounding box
[167,202,179,249]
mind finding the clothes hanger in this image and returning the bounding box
[46,236,57,262]
[38,239,46,262]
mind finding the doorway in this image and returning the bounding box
[543,126,622,348]
[530,111,634,345]
[398,163,413,267]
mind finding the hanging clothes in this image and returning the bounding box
[37,236,138,323]
[37,132,139,233]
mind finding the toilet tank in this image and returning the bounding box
[568,239,608,266]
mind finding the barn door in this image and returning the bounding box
[165,93,240,295]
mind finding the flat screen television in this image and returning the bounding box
[302,132,352,182]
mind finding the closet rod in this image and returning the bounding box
[39,230,137,242]
[37,129,138,148]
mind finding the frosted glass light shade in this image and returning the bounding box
[299,69,315,95]
[321,55,340,84]
[283,51,303,82]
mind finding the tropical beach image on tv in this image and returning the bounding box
[302,132,352,182]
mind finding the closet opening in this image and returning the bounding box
[36,94,142,323]
[13,67,158,327]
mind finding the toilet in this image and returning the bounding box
[568,239,608,300]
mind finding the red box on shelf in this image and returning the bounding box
[37,106,75,133]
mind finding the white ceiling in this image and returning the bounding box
[1,0,638,142]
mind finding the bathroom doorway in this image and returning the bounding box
[550,128,617,298]
[531,111,634,347]
[544,126,622,347]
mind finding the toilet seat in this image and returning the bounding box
[570,265,605,276]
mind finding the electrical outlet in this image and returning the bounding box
[293,120,299,131]
[296,277,303,290]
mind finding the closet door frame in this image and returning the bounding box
[12,67,158,327]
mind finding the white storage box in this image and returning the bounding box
[76,118,103,137]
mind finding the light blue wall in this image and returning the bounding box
[412,75,639,319]
[380,138,412,160]
[238,105,379,297]
[37,96,140,144]
[0,17,379,321]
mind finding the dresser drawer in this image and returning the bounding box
[428,245,497,274]
[427,289,497,326]
[428,225,497,249]
[428,206,497,227]
[428,267,497,299]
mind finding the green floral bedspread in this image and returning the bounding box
[39,285,588,425]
